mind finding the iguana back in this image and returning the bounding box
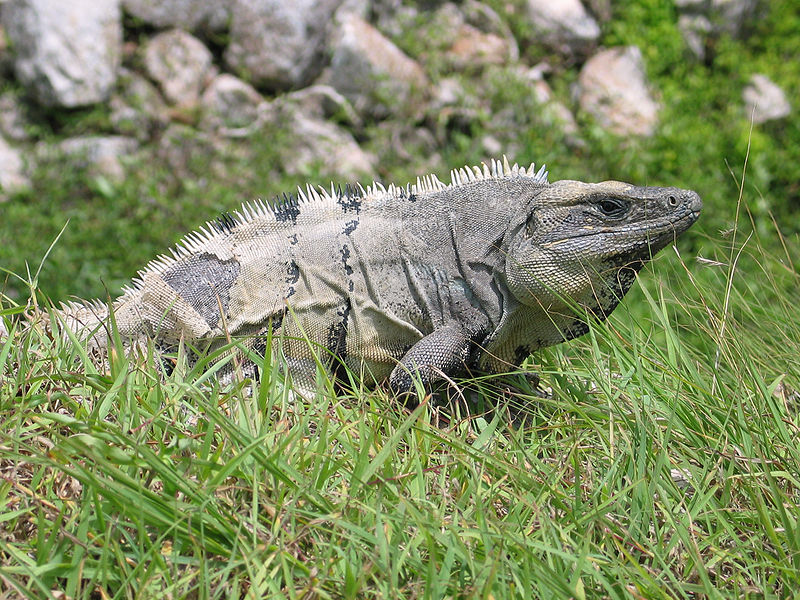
[56,158,701,394]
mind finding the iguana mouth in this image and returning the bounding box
[546,210,700,247]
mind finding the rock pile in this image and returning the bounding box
[0,0,784,201]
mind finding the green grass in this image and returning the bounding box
[2,0,800,596]
[1,194,799,597]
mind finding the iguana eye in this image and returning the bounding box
[595,197,630,219]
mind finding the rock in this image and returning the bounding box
[110,68,170,141]
[678,14,712,59]
[200,74,266,133]
[743,74,791,124]
[370,0,421,38]
[0,135,29,199]
[584,0,612,23]
[0,92,31,141]
[1,0,122,108]
[577,46,660,137]
[322,13,429,119]
[481,134,503,157]
[447,24,516,68]
[676,0,763,58]
[526,69,579,135]
[285,85,360,126]
[429,77,480,142]
[54,136,139,182]
[262,100,376,180]
[225,0,342,91]
[707,0,761,36]
[408,3,517,71]
[462,0,519,43]
[122,0,229,32]
[523,0,600,57]
[431,77,469,111]
[143,29,214,107]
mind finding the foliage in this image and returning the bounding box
[2,0,800,596]
[1,220,799,598]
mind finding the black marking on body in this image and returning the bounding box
[562,319,590,342]
[213,212,237,234]
[337,184,362,213]
[248,329,270,379]
[340,245,353,276]
[407,193,417,202]
[285,260,300,297]
[161,252,241,329]
[594,261,644,319]
[513,345,531,366]
[343,219,359,235]
[562,260,647,343]
[327,299,352,381]
[339,243,355,292]
[274,192,301,223]
[270,306,288,332]
[288,233,299,245]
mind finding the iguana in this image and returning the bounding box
[44,157,701,395]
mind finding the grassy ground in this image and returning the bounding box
[1,183,799,597]
[2,1,800,597]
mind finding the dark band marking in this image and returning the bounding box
[274,192,301,223]
[161,252,241,329]
[513,345,531,366]
[337,184,362,213]
[343,219,359,235]
[285,260,300,297]
[327,299,352,382]
[213,212,237,234]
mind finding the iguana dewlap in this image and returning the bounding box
[54,158,702,394]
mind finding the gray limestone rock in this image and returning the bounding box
[122,0,229,32]
[200,74,266,133]
[526,69,579,136]
[678,14,713,59]
[1,0,122,107]
[285,85,361,126]
[262,99,377,180]
[743,74,791,124]
[577,46,660,136]
[676,0,763,58]
[524,0,600,57]
[225,0,342,91]
[110,68,170,141]
[322,12,429,119]
[0,92,31,142]
[0,135,29,199]
[143,29,214,107]
[53,136,139,182]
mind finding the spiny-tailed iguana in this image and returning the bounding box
[47,157,701,395]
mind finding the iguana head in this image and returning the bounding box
[505,180,702,318]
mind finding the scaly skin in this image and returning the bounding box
[52,158,701,394]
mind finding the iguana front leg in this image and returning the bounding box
[388,323,479,396]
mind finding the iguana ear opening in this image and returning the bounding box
[524,212,537,238]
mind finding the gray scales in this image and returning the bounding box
[53,157,702,396]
